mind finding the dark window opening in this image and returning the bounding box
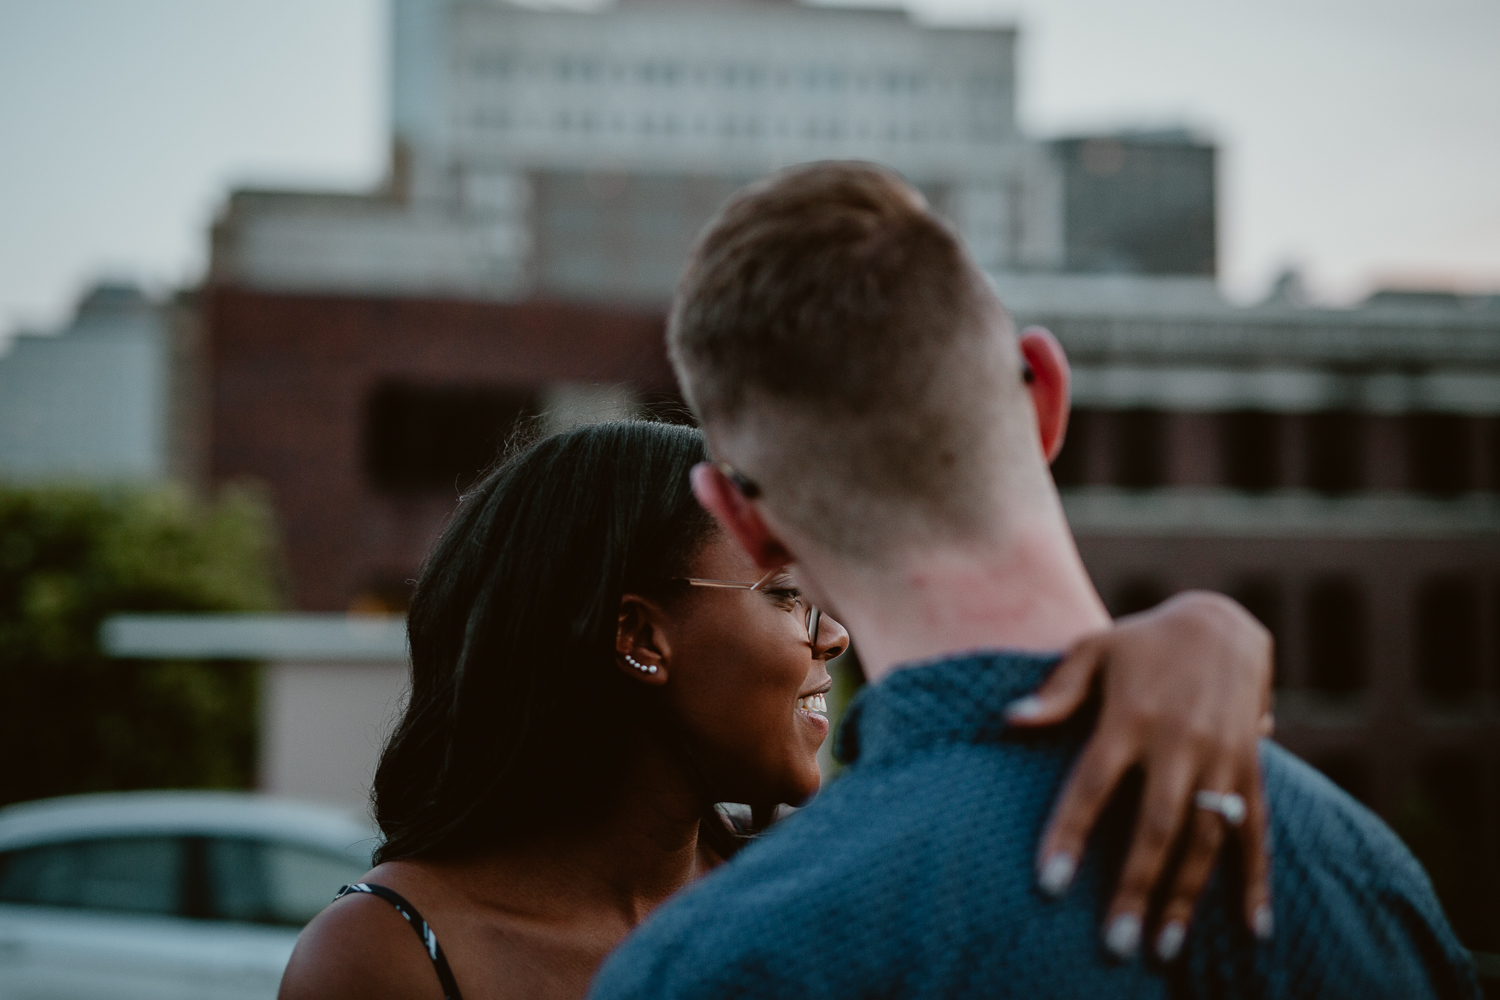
[1229,576,1285,688]
[1110,577,1170,618]
[1408,752,1488,948]
[1221,410,1283,492]
[1311,752,1372,807]
[1406,413,1476,496]
[1305,410,1365,495]
[365,383,539,493]
[1111,409,1167,489]
[1415,575,1482,704]
[1305,576,1366,696]
[1051,408,1094,488]
[1486,417,1500,493]
[1494,582,1500,688]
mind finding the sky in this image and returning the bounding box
[2,0,1497,338]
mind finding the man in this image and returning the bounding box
[588,163,1477,998]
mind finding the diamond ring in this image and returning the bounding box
[1194,790,1247,826]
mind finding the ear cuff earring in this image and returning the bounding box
[624,654,658,675]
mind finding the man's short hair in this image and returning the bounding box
[669,161,1028,559]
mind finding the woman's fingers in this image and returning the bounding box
[1006,633,1106,728]
[1101,755,1197,959]
[1035,732,1133,897]
[1152,761,1273,962]
[1020,591,1279,959]
[1239,762,1274,939]
[1148,774,1230,962]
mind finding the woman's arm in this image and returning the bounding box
[1005,590,1275,961]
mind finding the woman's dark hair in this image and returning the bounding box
[372,420,721,863]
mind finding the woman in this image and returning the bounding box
[280,421,1273,1000]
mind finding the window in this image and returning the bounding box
[0,837,183,916]
[1050,408,1094,488]
[1221,411,1283,492]
[1229,576,1285,687]
[1110,577,1169,618]
[1487,417,1500,492]
[204,838,368,927]
[1407,413,1476,495]
[1305,410,1365,494]
[364,382,538,493]
[1305,576,1366,696]
[1414,575,1481,704]
[1310,752,1371,807]
[1111,409,1168,488]
[1414,752,1485,945]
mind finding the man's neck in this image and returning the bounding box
[811,505,1111,684]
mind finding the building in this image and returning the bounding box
[188,0,1500,948]
[1008,279,1500,948]
[204,290,671,611]
[1045,130,1216,276]
[211,0,1072,303]
[0,284,177,484]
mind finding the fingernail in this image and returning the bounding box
[1253,904,1274,940]
[1104,913,1142,959]
[1155,921,1186,962]
[1037,853,1076,897]
[1005,695,1044,721]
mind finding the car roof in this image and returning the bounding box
[0,791,379,860]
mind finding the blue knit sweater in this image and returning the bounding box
[589,652,1479,999]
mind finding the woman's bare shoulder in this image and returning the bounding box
[277,886,445,1000]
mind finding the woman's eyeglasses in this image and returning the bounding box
[678,568,823,647]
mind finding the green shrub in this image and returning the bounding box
[0,484,281,808]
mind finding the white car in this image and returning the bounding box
[0,791,377,1000]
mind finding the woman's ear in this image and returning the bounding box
[616,594,671,685]
[1018,325,1072,463]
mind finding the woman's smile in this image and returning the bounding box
[795,691,831,732]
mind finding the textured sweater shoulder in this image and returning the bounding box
[589,652,1479,1000]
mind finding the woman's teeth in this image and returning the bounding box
[797,693,828,717]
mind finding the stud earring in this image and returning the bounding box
[624,654,658,675]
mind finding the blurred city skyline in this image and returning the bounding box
[2,0,1498,337]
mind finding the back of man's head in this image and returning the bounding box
[670,161,1047,561]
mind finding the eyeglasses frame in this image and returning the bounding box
[678,568,822,647]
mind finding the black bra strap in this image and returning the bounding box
[335,883,464,1000]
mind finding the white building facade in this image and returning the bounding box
[214,0,1060,301]
[0,285,171,484]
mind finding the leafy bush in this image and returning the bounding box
[0,484,281,809]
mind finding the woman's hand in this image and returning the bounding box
[1005,590,1275,961]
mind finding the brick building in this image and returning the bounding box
[191,279,1500,950]
[203,289,676,612]
[1017,287,1500,948]
[190,0,1500,950]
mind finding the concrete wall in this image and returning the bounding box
[258,660,409,814]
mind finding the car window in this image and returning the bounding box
[0,837,183,915]
[206,838,367,926]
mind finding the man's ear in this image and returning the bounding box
[690,461,795,570]
[1018,326,1072,463]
